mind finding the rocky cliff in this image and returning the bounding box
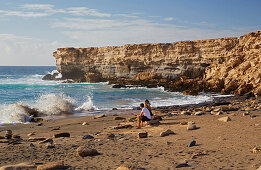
[50,31,261,97]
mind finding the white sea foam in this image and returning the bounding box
[34,94,76,115]
[0,102,32,124]
[75,96,97,111]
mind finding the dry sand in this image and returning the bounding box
[0,97,260,169]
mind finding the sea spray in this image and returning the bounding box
[75,96,97,111]
[0,102,32,123]
[34,94,76,115]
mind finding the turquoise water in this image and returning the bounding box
[0,66,213,124]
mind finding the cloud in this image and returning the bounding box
[0,34,59,65]
[0,10,51,17]
[164,17,174,21]
[53,17,246,48]
[67,7,111,17]
[0,4,111,18]
[115,14,139,18]
[192,21,216,27]
[20,4,54,10]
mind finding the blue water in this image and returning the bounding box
[0,66,214,124]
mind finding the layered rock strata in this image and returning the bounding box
[50,31,261,97]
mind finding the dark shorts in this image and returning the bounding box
[141,115,150,122]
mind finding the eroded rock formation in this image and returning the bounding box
[50,31,261,97]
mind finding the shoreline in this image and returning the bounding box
[0,95,260,169]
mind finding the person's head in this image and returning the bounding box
[140,103,144,108]
[145,99,150,105]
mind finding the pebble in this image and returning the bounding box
[37,161,66,170]
[175,163,190,168]
[181,111,191,115]
[27,132,35,137]
[95,114,105,119]
[116,165,145,170]
[243,112,250,116]
[39,138,53,144]
[187,123,197,130]
[160,129,175,137]
[107,133,115,139]
[188,140,196,147]
[82,135,94,139]
[53,132,70,138]
[29,143,35,147]
[5,130,12,139]
[138,132,148,138]
[113,124,133,129]
[12,135,21,139]
[114,117,126,120]
[82,122,88,125]
[194,111,205,116]
[28,137,47,142]
[76,146,98,157]
[94,132,101,135]
[218,116,231,122]
[0,163,36,170]
[46,143,55,149]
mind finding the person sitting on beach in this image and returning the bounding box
[137,103,151,129]
[144,99,154,119]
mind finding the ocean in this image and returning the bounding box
[0,66,215,124]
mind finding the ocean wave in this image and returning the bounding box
[0,93,97,124]
[0,102,33,124]
[75,96,97,111]
[34,94,77,115]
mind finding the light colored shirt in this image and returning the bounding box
[141,107,151,119]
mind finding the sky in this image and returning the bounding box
[0,0,260,66]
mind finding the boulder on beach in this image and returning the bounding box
[37,161,66,170]
[116,165,145,170]
[53,132,70,138]
[76,146,98,157]
[0,163,36,170]
[218,116,231,122]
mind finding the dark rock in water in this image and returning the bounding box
[112,84,127,88]
[83,135,94,139]
[138,132,148,138]
[112,108,118,110]
[53,132,70,138]
[188,140,196,147]
[42,73,59,80]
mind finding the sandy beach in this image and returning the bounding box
[0,96,260,169]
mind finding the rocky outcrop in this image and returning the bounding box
[50,31,261,97]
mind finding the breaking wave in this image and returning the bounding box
[0,94,96,124]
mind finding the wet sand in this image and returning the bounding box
[0,97,260,169]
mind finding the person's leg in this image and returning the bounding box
[137,115,141,128]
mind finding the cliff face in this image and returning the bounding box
[52,31,261,97]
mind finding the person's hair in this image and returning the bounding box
[145,99,150,104]
[140,103,144,108]
[144,102,151,110]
